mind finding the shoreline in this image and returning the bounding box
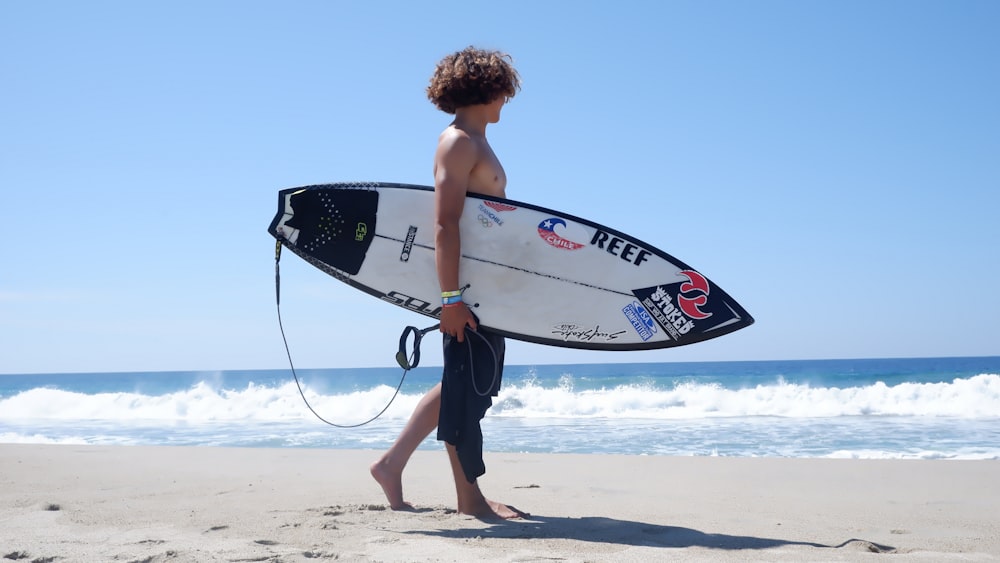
[1,444,998,561]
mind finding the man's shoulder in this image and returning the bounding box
[437,127,481,158]
[438,125,476,145]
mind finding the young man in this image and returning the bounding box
[370,46,524,519]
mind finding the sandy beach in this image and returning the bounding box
[1,445,997,562]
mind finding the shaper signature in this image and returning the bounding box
[552,323,627,342]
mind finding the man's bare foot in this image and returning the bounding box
[487,499,530,519]
[459,497,530,519]
[369,459,412,510]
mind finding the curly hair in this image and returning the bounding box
[427,46,521,114]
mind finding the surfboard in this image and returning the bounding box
[268,182,753,351]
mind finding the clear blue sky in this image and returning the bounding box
[2,1,998,374]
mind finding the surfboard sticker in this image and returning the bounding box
[269,182,753,351]
[538,218,588,251]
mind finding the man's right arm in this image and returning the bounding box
[434,133,478,341]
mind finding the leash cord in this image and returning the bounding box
[275,241,408,428]
[466,329,501,397]
[274,240,500,426]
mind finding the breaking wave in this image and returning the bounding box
[3,374,997,422]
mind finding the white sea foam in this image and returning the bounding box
[823,449,1000,460]
[0,381,422,423]
[491,374,1000,419]
[2,374,997,422]
[0,432,89,445]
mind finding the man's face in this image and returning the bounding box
[487,96,507,124]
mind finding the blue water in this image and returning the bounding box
[2,357,998,459]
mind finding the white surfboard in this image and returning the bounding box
[268,182,753,351]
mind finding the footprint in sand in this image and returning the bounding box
[254,540,278,546]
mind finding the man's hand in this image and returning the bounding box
[440,302,477,342]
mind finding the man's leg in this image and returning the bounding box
[445,442,526,519]
[370,383,442,509]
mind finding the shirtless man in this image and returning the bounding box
[370,46,523,519]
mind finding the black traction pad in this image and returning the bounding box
[283,188,378,276]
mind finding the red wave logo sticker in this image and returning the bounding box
[484,201,517,212]
[677,270,712,319]
[538,218,586,250]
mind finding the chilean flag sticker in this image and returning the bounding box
[538,217,586,250]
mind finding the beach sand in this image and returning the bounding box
[1,445,997,562]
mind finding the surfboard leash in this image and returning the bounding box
[395,323,499,396]
[467,330,501,397]
[274,241,501,426]
[274,240,413,428]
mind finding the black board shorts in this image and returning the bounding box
[436,326,505,483]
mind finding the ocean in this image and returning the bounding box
[2,357,998,459]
